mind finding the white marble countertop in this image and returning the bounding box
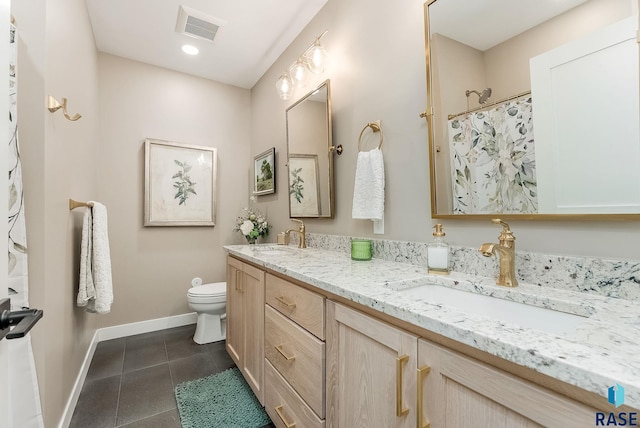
[225,244,640,408]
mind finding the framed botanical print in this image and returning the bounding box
[254,147,276,196]
[144,138,217,226]
[288,154,320,217]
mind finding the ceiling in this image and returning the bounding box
[428,0,590,51]
[85,0,328,89]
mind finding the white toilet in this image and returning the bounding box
[187,282,227,344]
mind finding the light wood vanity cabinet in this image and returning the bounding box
[264,273,326,428]
[226,256,265,404]
[326,300,597,428]
[226,256,601,428]
[419,339,596,427]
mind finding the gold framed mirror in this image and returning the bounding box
[424,0,640,220]
[286,80,335,218]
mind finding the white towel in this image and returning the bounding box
[77,202,113,314]
[352,148,385,221]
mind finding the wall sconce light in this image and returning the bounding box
[275,30,328,100]
[276,72,295,100]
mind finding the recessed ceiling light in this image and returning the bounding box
[181,45,199,56]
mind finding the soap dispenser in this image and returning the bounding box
[427,224,450,275]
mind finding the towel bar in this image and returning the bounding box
[69,199,93,210]
[358,120,383,151]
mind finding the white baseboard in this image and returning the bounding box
[58,313,197,428]
[96,312,197,342]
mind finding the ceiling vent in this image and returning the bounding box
[175,5,226,43]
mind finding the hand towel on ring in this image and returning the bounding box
[351,148,385,221]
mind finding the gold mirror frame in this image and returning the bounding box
[423,0,640,221]
[286,80,335,218]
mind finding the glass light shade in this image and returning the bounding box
[275,72,294,100]
[306,42,327,74]
[291,59,308,87]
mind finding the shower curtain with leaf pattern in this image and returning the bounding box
[448,97,538,214]
[8,22,45,428]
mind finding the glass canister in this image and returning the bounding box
[351,239,372,261]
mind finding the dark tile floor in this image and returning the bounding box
[70,324,274,428]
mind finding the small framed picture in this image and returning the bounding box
[288,154,320,217]
[254,147,276,196]
[144,138,217,226]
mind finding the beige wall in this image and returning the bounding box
[96,53,251,328]
[251,0,640,260]
[251,0,431,242]
[14,3,250,426]
[14,0,100,425]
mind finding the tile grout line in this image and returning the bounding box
[112,339,126,427]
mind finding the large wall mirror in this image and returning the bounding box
[286,79,335,218]
[424,0,640,219]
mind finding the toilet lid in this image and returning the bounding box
[188,282,226,297]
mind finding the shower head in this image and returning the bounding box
[466,88,492,104]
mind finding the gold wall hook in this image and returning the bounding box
[48,96,82,121]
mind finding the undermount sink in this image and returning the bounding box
[399,285,588,336]
[250,245,298,256]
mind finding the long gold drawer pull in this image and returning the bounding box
[235,271,242,292]
[396,354,410,417]
[417,365,432,428]
[275,344,296,361]
[275,405,296,428]
[275,295,296,309]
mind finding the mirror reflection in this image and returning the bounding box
[425,0,640,218]
[286,80,334,218]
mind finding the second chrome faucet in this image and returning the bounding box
[479,219,518,287]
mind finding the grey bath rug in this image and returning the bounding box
[175,367,271,428]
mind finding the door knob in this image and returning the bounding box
[0,298,43,341]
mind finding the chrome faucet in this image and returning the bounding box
[479,219,518,287]
[285,219,306,249]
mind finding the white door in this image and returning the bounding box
[531,16,640,213]
[0,0,12,427]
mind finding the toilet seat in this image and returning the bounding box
[188,282,226,297]
[187,282,226,304]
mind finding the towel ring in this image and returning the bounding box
[358,120,383,152]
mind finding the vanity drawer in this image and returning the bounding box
[265,305,325,417]
[265,359,325,428]
[266,273,325,340]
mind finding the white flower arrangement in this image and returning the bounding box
[234,207,270,243]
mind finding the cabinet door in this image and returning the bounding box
[326,301,417,428]
[418,339,596,427]
[226,257,265,405]
[226,257,244,366]
[242,262,265,404]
